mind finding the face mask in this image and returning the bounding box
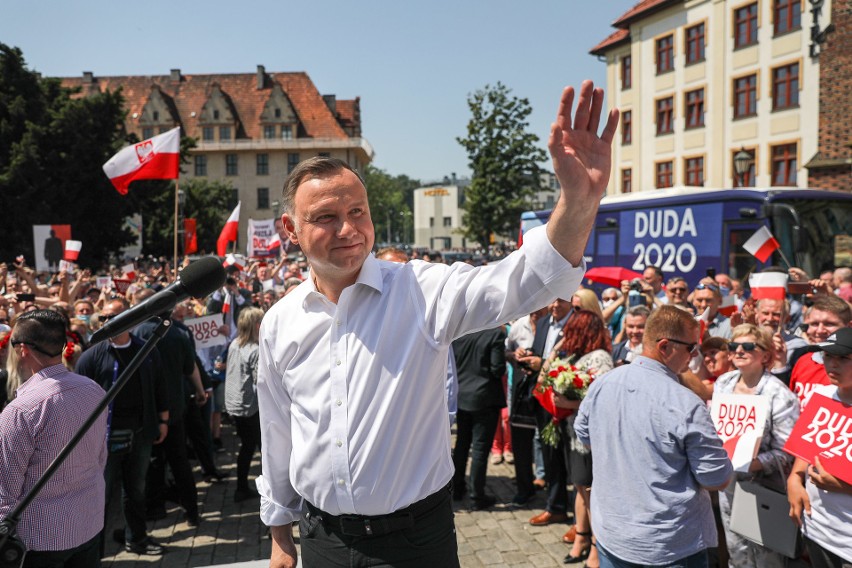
[77,314,91,324]
[602,299,615,308]
[719,286,731,296]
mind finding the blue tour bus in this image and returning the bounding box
[520,187,852,286]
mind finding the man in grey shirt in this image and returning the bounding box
[574,305,732,567]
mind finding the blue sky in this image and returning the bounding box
[2,0,636,183]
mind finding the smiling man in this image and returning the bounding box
[256,81,618,568]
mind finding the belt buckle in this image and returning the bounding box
[339,515,372,536]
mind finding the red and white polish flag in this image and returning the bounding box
[223,253,245,272]
[718,295,738,317]
[743,226,781,263]
[64,240,82,261]
[103,127,181,195]
[222,293,232,314]
[217,202,241,257]
[749,273,788,301]
[121,263,136,281]
[266,233,281,253]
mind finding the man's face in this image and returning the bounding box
[703,346,731,377]
[75,302,94,316]
[715,274,732,292]
[693,289,719,316]
[550,298,572,322]
[805,308,846,344]
[624,315,647,345]
[756,299,786,332]
[643,268,662,291]
[823,352,852,390]
[257,266,269,280]
[663,328,700,374]
[101,301,126,321]
[665,281,689,305]
[0,308,8,325]
[282,169,374,285]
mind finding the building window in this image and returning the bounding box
[287,153,300,174]
[621,55,632,89]
[281,125,293,140]
[256,153,269,175]
[771,143,797,186]
[225,154,238,176]
[443,216,452,227]
[733,149,756,187]
[774,0,801,36]
[622,110,632,144]
[263,125,275,139]
[229,188,239,210]
[734,74,758,118]
[656,35,674,74]
[429,217,435,228]
[656,97,674,135]
[213,109,220,120]
[142,127,153,140]
[656,162,673,188]
[202,126,214,141]
[685,157,705,186]
[622,168,632,193]
[219,126,231,141]
[685,23,705,64]
[194,155,207,176]
[685,88,705,129]
[735,3,759,48]
[152,111,159,121]
[257,187,270,210]
[772,63,799,110]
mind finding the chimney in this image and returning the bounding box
[170,68,181,83]
[82,71,93,84]
[256,65,266,89]
[323,94,337,115]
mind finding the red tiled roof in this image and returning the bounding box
[612,0,681,28]
[590,29,630,56]
[59,71,358,140]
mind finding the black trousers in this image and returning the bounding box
[24,534,100,568]
[183,396,218,476]
[452,408,499,500]
[233,413,261,489]
[511,425,536,499]
[300,486,459,568]
[536,415,569,514]
[146,418,198,516]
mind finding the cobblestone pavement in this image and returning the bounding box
[100,425,577,568]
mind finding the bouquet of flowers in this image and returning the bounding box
[533,357,596,446]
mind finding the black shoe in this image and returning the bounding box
[125,537,165,556]
[184,512,200,527]
[112,528,125,544]
[203,470,228,483]
[470,495,497,511]
[512,491,534,506]
[234,487,259,502]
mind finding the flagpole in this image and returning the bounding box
[776,248,793,270]
[173,181,180,275]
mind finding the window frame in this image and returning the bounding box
[202,126,214,142]
[771,142,798,186]
[684,156,705,186]
[256,153,269,176]
[622,110,632,145]
[655,161,674,189]
[685,88,705,129]
[225,153,238,176]
[257,187,270,210]
[656,34,675,74]
[732,147,757,187]
[773,0,802,36]
[685,22,706,65]
[219,126,232,141]
[734,3,759,48]
[621,168,632,194]
[733,74,758,119]
[656,96,675,135]
[621,55,632,90]
[772,61,800,111]
[194,155,207,177]
[263,125,276,139]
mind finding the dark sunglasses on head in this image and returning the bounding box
[729,341,761,352]
[695,283,719,292]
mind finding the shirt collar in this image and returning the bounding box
[301,254,384,307]
[16,363,68,396]
[632,355,681,383]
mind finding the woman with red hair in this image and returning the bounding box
[543,309,613,566]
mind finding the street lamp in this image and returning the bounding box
[733,147,753,187]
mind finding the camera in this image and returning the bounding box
[629,279,643,292]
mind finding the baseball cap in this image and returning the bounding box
[818,327,852,357]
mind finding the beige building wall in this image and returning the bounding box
[602,0,824,194]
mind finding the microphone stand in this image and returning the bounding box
[0,317,173,567]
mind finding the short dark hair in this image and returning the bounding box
[281,157,364,215]
[13,309,68,357]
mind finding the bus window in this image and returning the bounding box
[727,225,763,280]
[779,198,852,275]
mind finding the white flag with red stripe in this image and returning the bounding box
[266,233,281,253]
[749,273,788,301]
[103,127,180,195]
[718,295,738,317]
[743,226,780,263]
[223,253,245,272]
[697,307,711,338]
[121,263,136,280]
[222,293,232,314]
[64,240,82,261]
[217,202,241,256]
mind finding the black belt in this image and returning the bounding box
[305,483,451,537]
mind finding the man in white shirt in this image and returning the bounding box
[257,81,619,568]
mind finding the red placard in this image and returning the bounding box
[783,393,852,485]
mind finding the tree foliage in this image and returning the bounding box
[362,164,419,244]
[457,83,547,247]
[0,43,135,267]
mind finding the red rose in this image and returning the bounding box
[572,377,585,389]
[557,366,567,373]
[549,370,558,378]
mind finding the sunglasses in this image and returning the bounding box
[729,341,762,352]
[660,337,699,354]
[695,283,719,292]
[100,314,118,321]
[668,287,688,294]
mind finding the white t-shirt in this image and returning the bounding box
[801,384,852,562]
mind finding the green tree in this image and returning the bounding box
[0,43,135,267]
[457,83,548,247]
[362,164,419,244]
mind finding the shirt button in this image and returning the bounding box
[336,440,343,447]
[336,399,342,406]
[338,479,345,487]
[336,360,342,366]
[337,320,341,326]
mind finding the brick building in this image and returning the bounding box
[61,65,373,247]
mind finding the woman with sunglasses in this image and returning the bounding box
[713,324,800,568]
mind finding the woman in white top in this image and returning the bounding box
[714,324,799,568]
[788,328,852,567]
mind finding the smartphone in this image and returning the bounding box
[16,293,35,302]
[787,282,817,295]
[705,267,716,279]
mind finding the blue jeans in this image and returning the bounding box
[104,436,152,545]
[598,544,709,568]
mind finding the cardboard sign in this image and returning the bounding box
[783,393,852,485]
[112,278,133,296]
[711,393,769,472]
[247,218,277,258]
[59,260,76,273]
[184,314,227,349]
[96,276,113,290]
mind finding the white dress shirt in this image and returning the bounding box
[255,225,583,526]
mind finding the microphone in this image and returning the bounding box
[90,256,226,345]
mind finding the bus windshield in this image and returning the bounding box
[773,198,852,276]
